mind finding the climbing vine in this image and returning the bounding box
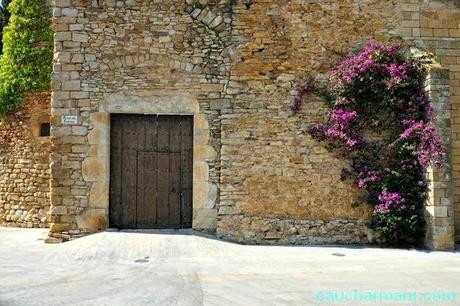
[293,40,444,246]
[0,0,53,114]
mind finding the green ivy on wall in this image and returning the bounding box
[0,0,53,114]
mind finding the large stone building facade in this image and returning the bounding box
[41,0,460,248]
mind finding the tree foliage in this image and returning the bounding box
[0,0,53,113]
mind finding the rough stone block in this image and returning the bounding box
[55,32,72,41]
[76,208,107,232]
[61,80,81,91]
[193,208,217,230]
[62,8,78,17]
[49,222,71,233]
[50,206,68,215]
[72,33,89,43]
[45,237,64,244]
[82,157,107,182]
[89,181,109,209]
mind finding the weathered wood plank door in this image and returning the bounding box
[110,114,193,229]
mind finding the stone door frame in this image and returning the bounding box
[85,91,217,231]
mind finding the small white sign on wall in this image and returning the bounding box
[61,115,78,125]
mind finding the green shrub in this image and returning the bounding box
[0,0,53,113]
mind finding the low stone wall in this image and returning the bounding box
[0,92,51,228]
[217,216,369,245]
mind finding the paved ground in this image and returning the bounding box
[0,227,459,306]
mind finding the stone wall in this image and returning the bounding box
[50,0,232,239]
[397,0,460,244]
[425,67,455,251]
[0,92,51,228]
[49,0,459,247]
[50,0,395,242]
[217,0,399,244]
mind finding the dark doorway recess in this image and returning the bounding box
[109,114,193,229]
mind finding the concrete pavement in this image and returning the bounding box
[0,227,459,306]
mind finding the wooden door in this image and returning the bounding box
[109,114,193,229]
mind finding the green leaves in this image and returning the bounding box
[0,0,52,113]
